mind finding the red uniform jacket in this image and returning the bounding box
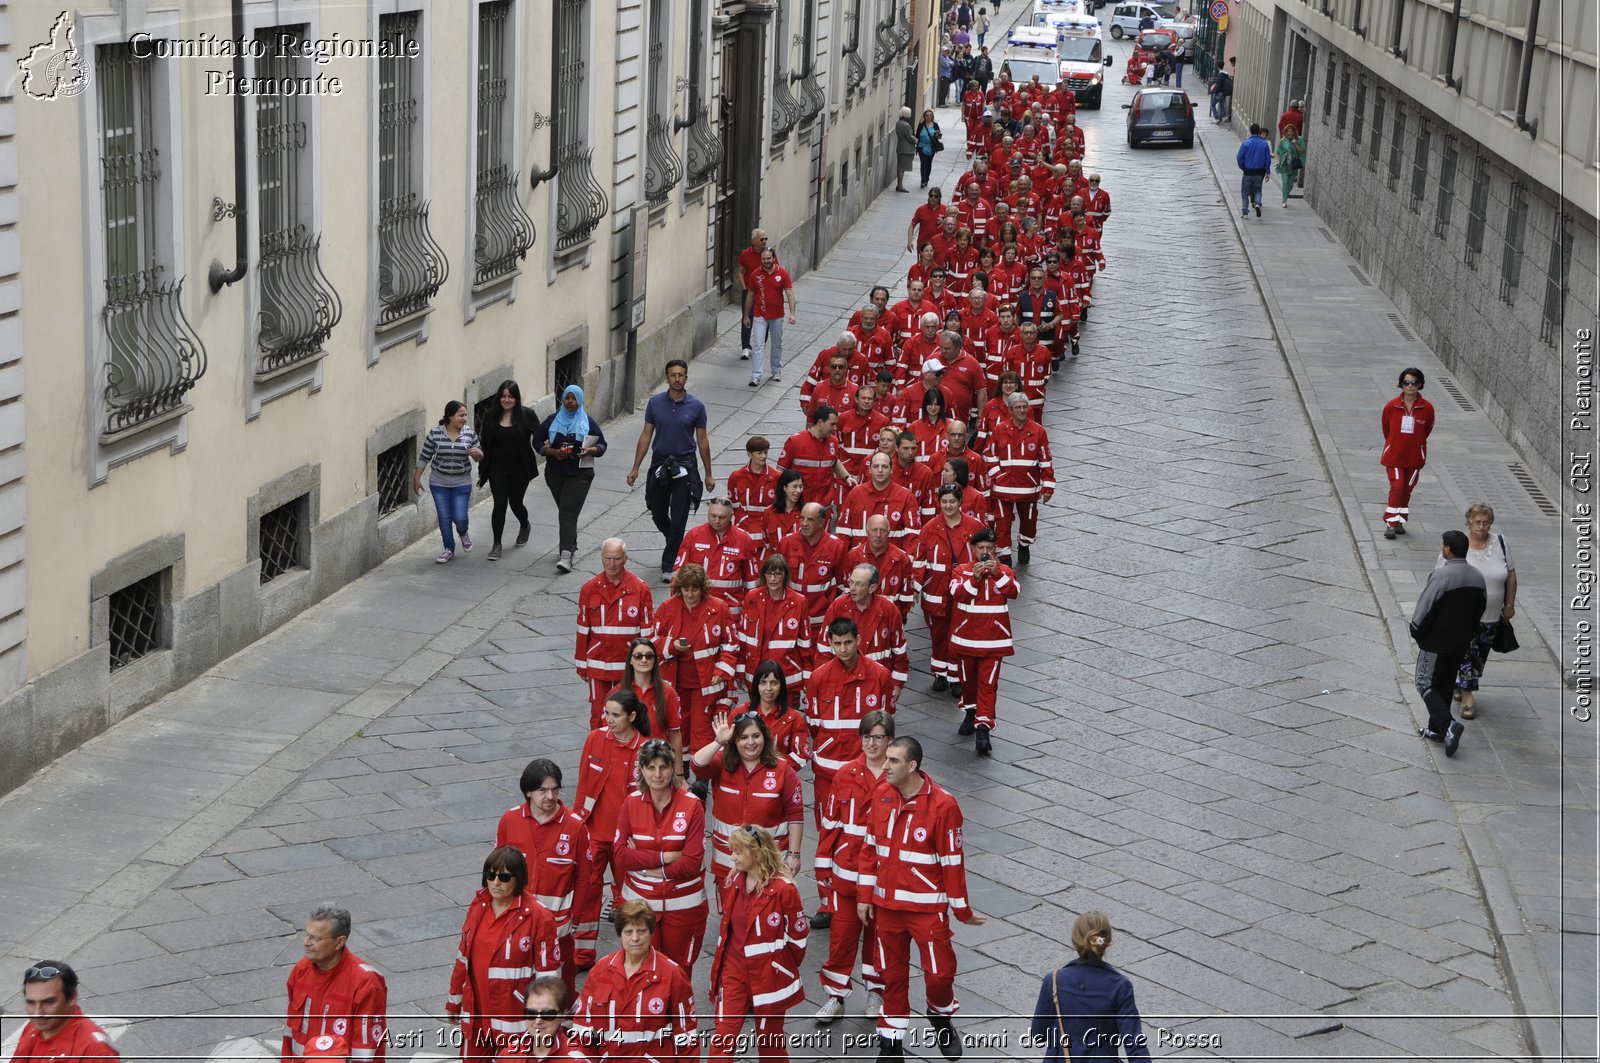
[764,507,801,550]
[914,515,985,616]
[806,379,860,422]
[837,407,891,478]
[726,465,780,549]
[890,459,939,523]
[674,524,760,616]
[496,802,590,936]
[990,261,1029,303]
[819,755,886,899]
[997,341,1052,415]
[988,417,1056,499]
[575,573,655,689]
[697,758,805,872]
[1379,394,1435,468]
[16,1009,120,1062]
[807,653,895,776]
[838,480,920,547]
[447,892,561,1039]
[777,429,844,509]
[818,593,910,686]
[942,245,981,295]
[898,332,945,388]
[849,324,899,382]
[775,530,850,631]
[859,772,975,920]
[283,950,388,1061]
[710,875,809,1011]
[929,446,991,493]
[574,728,646,843]
[613,788,708,912]
[736,585,813,688]
[572,949,697,1061]
[958,307,1000,363]
[887,297,938,350]
[956,197,996,244]
[654,595,738,699]
[949,561,1019,658]
[845,541,917,619]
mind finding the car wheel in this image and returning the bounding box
[1110,25,1124,39]
[1182,135,1194,147]
[1089,93,1102,110]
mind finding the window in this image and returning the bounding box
[1434,136,1457,237]
[1408,121,1429,213]
[554,349,584,395]
[643,0,683,207]
[376,12,448,327]
[553,0,609,252]
[473,1,535,285]
[683,0,722,186]
[1351,77,1366,153]
[1368,90,1384,170]
[1464,154,1489,268]
[108,571,165,672]
[259,496,307,584]
[771,0,801,144]
[842,0,868,104]
[94,43,207,439]
[1543,216,1572,344]
[1386,104,1404,191]
[794,0,825,125]
[256,28,342,378]
[1321,53,1336,116]
[1500,181,1527,303]
[376,439,413,517]
[1334,64,1349,138]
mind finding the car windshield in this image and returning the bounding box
[1060,37,1102,62]
[1141,91,1185,110]
[1005,57,1058,84]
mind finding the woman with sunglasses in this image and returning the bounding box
[570,690,651,971]
[734,660,811,773]
[572,901,697,1062]
[495,977,587,1062]
[620,638,684,778]
[736,556,813,700]
[1379,368,1436,539]
[611,740,709,969]
[690,709,804,879]
[653,564,740,758]
[707,826,809,1063]
[447,847,561,1061]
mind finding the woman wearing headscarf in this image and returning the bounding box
[478,380,541,563]
[540,385,608,574]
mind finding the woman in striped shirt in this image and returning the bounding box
[415,400,484,563]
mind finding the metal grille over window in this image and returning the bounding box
[843,4,867,98]
[873,9,898,73]
[475,1,536,284]
[1350,77,1365,154]
[1434,136,1457,237]
[1464,155,1488,269]
[1408,123,1429,213]
[108,572,163,672]
[376,440,412,517]
[554,350,584,395]
[256,30,342,377]
[259,498,304,584]
[377,12,448,325]
[643,1,683,205]
[1386,105,1404,191]
[1499,181,1527,303]
[893,4,911,47]
[554,0,610,250]
[1542,217,1571,344]
[793,0,825,124]
[771,29,803,142]
[1334,64,1348,137]
[96,44,207,439]
[683,0,722,186]
[1367,91,1384,171]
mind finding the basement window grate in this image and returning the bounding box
[377,439,412,518]
[260,498,305,584]
[1436,376,1476,412]
[1348,265,1370,285]
[1508,463,1558,516]
[108,572,163,672]
[1386,312,1414,340]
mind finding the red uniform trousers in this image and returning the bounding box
[956,656,1004,731]
[992,499,1040,558]
[1384,466,1422,527]
[874,908,958,1041]
[572,839,615,968]
[821,887,882,999]
[587,677,619,729]
[710,952,791,1063]
[923,610,956,682]
[654,906,710,970]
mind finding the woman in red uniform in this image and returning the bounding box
[612,739,710,968]
[915,486,985,697]
[765,470,807,551]
[447,847,562,1061]
[707,826,810,1063]
[730,660,812,773]
[690,710,805,879]
[727,437,780,551]
[908,243,939,289]
[619,638,684,776]
[494,977,591,1062]
[1379,367,1436,539]
[572,902,697,1062]
[736,555,813,694]
[570,691,651,970]
[977,371,1023,451]
[654,564,739,760]
[909,388,950,463]
[941,457,990,527]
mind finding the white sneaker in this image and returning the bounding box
[814,997,846,1024]
[741,348,751,360]
[555,551,573,573]
[866,991,883,1015]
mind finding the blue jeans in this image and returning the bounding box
[1210,92,1228,121]
[429,482,471,551]
[1240,173,1264,212]
[752,316,785,378]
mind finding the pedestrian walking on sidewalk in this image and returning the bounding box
[1236,124,1272,218]
[612,739,710,968]
[1379,367,1436,538]
[1209,57,1233,122]
[476,380,541,564]
[627,359,716,580]
[539,385,606,573]
[896,108,917,192]
[916,110,944,190]
[575,539,655,728]
[283,906,389,1062]
[416,400,483,564]
[1411,530,1486,757]
[1445,503,1519,719]
[745,250,798,386]
[1030,912,1151,1062]
[1276,125,1305,207]
[735,230,774,360]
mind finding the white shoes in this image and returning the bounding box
[741,348,751,360]
[814,997,846,1024]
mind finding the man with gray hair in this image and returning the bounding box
[801,331,868,415]
[1411,530,1487,757]
[936,330,988,424]
[818,562,910,703]
[283,904,389,1061]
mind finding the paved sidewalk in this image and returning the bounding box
[1192,112,1595,1060]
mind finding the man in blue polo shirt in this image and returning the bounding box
[627,359,717,580]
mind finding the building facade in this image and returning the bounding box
[1,0,921,793]
[1227,0,1596,495]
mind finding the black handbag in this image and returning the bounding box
[1492,619,1519,654]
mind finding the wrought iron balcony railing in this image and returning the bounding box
[873,19,897,71]
[681,99,723,185]
[771,72,802,141]
[554,143,609,252]
[474,162,536,285]
[843,34,867,95]
[101,266,207,437]
[795,67,826,123]
[893,4,912,48]
[257,225,342,378]
[644,112,684,204]
[378,193,449,325]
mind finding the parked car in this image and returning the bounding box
[1123,86,1195,147]
[1058,34,1115,108]
[1106,2,1177,38]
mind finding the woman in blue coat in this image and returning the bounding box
[1031,912,1150,1062]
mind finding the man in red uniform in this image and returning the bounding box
[726,436,779,550]
[998,322,1053,419]
[988,393,1055,566]
[674,499,760,617]
[575,538,655,727]
[838,451,919,548]
[930,421,990,492]
[956,287,999,369]
[956,157,999,201]
[928,213,961,265]
[746,248,797,385]
[936,332,989,425]
[17,962,120,1061]
[1086,173,1111,229]
[954,182,996,244]
[497,760,591,992]
[948,530,1018,756]
[734,229,771,360]
[837,384,890,481]
[890,431,939,523]
[859,737,985,1062]
[887,280,936,353]
[818,563,910,699]
[846,286,893,330]
[282,906,390,1062]
[801,346,863,420]
[849,305,898,380]
[778,406,856,514]
[807,617,895,923]
[846,515,917,621]
[777,502,851,636]
[898,313,946,388]
[915,486,985,697]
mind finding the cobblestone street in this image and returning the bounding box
[0,22,1587,1062]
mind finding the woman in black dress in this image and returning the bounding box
[476,379,540,562]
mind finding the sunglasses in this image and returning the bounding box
[524,1008,563,1021]
[25,966,62,981]
[1402,379,1420,386]
[631,652,656,660]
[485,871,517,884]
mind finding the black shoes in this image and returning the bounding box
[1255,204,1262,217]
[975,727,992,757]
[1383,526,1397,540]
[515,523,531,547]
[1017,545,1031,566]
[810,908,833,929]
[927,1013,963,1060]
[877,1036,906,1062]
[958,709,977,736]
[1394,523,1407,535]
[948,681,963,701]
[1444,720,1464,757]
[932,675,949,692]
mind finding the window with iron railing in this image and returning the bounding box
[1499,181,1526,303]
[1542,216,1571,344]
[256,28,341,378]
[793,0,826,126]
[553,0,609,252]
[644,0,683,206]
[1367,90,1384,171]
[843,0,867,104]
[1321,52,1335,116]
[474,1,536,286]
[108,571,165,672]
[1464,154,1488,269]
[377,12,448,327]
[95,43,206,440]
[1434,136,1456,237]
[682,0,721,186]
[1386,104,1404,191]
[376,439,413,517]
[1408,121,1429,213]
[1334,64,1348,138]
[1350,76,1365,154]
[771,2,802,145]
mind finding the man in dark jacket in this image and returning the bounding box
[1235,124,1273,218]
[1410,530,1487,756]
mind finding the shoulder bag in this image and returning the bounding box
[1491,534,1519,653]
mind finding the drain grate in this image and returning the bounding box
[1318,226,1338,244]
[1508,463,1559,516]
[1349,264,1371,285]
[1386,311,1415,340]
[1437,376,1476,412]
